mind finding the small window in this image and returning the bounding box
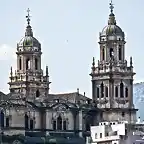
[63,120,67,130]
[95,133,97,139]
[119,45,122,60]
[125,87,128,97]
[53,120,56,130]
[35,58,38,70]
[106,133,109,136]
[105,86,108,97]
[30,119,34,130]
[26,58,30,70]
[122,112,125,117]
[102,48,105,61]
[120,82,124,98]
[110,48,114,59]
[19,58,22,70]
[100,133,102,138]
[97,87,99,98]
[6,117,9,127]
[115,86,118,97]
[36,90,40,97]
[101,83,104,98]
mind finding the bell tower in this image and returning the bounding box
[8,9,51,101]
[90,2,138,123]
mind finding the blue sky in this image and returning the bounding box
[0,0,143,97]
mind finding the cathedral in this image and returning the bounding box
[0,2,138,144]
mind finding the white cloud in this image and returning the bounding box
[0,44,17,93]
[0,44,16,60]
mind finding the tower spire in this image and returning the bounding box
[108,0,116,25]
[26,8,31,26]
[109,0,114,14]
[25,8,33,36]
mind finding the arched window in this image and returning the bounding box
[53,120,56,130]
[110,48,114,59]
[119,46,122,60]
[125,87,128,98]
[86,123,90,131]
[115,86,118,97]
[105,86,108,97]
[0,111,4,128]
[19,58,22,70]
[57,116,62,130]
[120,82,124,98]
[101,83,104,98]
[36,90,40,97]
[35,58,38,70]
[97,87,99,98]
[26,58,30,70]
[30,119,34,130]
[25,114,29,129]
[63,120,67,130]
[102,48,105,61]
[6,117,9,127]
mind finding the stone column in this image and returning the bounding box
[79,110,83,137]
[92,81,95,100]
[45,111,50,130]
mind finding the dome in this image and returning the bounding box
[101,24,124,37]
[100,3,125,38]
[17,25,41,51]
[18,35,41,48]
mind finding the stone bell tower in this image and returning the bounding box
[8,9,51,101]
[90,2,138,123]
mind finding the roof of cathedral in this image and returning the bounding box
[48,91,91,102]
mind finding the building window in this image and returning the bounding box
[35,58,38,70]
[53,120,56,130]
[86,123,90,131]
[125,87,128,97]
[122,112,125,117]
[57,116,62,130]
[36,90,40,98]
[30,119,34,130]
[110,48,114,59]
[105,86,108,97]
[19,58,22,70]
[0,111,4,128]
[120,82,124,98]
[97,87,99,98]
[119,46,122,60]
[102,48,105,61]
[100,133,102,138]
[115,86,118,97]
[100,83,104,98]
[25,114,29,129]
[63,120,67,130]
[6,117,9,127]
[95,133,97,139]
[52,117,68,130]
[26,58,30,70]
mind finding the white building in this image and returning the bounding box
[90,121,144,144]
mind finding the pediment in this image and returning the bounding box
[52,103,68,112]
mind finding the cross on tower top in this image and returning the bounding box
[26,8,31,25]
[109,0,114,14]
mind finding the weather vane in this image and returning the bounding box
[109,0,114,13]
[26,8,31,25]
